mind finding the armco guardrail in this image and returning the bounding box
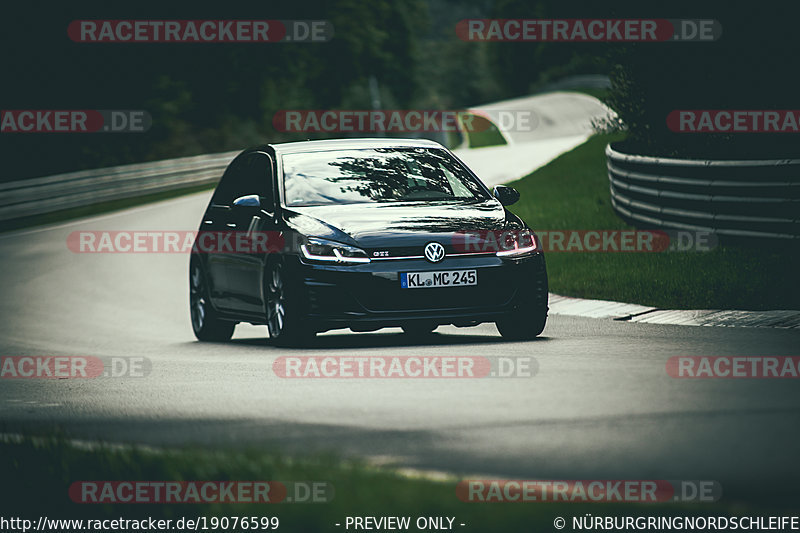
[0,150,240,224]
[606,144,800,240]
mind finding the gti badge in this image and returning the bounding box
[424,242,445,263]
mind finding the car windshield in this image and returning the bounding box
[282,147,489,206]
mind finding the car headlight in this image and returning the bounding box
[300,237,371,264]
[496,229,538,257]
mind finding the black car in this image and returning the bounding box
[189,138,548,346]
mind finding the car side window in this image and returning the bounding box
[244,152,275,212]
[212,157,244,206]
[212,152,275,209]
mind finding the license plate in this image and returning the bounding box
[400,270,477,289]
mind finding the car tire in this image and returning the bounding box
[190,259,236,342]
[265,258,314,347]
[401,323,437,336]
[496,308,547,340]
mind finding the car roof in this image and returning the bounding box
[266,137,444,155]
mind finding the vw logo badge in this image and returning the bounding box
[424,242,445,263]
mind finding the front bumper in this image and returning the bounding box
[290,252,548,331]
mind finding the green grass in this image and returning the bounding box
[508,134,800,310]
[0,435,768,529]
[459,112,508,149]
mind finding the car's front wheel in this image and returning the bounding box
[190,260,236,342]
[265,259,314,347]
[497,264,548,340]
[495,310,547,341]
[496,308,547,340]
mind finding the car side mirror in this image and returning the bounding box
[493,185,520,206]
[232,194,263,209]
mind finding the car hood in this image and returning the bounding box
[284,199,515,249]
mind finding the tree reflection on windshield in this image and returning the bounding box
[283,148,488,206]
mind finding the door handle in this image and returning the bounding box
[247,216,261,235]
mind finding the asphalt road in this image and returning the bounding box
[1,191,799,506]
[470,91,612,144]
[453,92,612,186]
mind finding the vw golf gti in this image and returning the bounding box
[189,138,548,346]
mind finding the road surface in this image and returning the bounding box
[0,192,798,506]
